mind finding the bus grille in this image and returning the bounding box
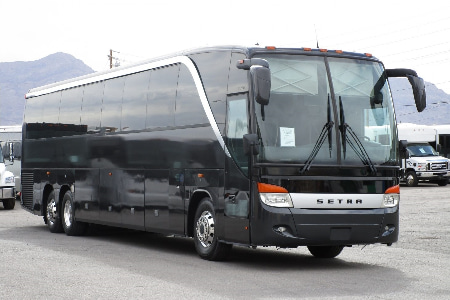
[21,172,34,211]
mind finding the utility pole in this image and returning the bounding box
[108,49,120,69]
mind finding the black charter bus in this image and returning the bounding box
[21,46,426,260]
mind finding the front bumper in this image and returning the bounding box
[416,171,450,179]
[0,187,16,200]
[251,203,399,247]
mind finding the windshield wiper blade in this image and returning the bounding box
[338,96,377,174]
[327,94,333,157]
[300,96,334,174]
[339,96,347,158]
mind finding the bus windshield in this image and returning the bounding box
[253,54,396,167]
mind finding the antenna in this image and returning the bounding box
[314,24,319,49]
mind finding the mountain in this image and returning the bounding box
[0,53,94,125]
[1,53,449,126]
[390,77,450,125]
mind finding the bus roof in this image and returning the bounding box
[25,45,379,98]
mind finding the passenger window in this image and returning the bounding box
[60,87,83,125]
[102,77,125,133]
[146,66,177,129]
[122,71,151,131]
[175,64,208,126]
[81,82,104,133]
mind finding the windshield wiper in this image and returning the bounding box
[300,95,334,174]
[338,96,377,174]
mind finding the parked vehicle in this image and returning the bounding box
[400,142,449,187]
[0,126,22,200]
[0,143,16,209]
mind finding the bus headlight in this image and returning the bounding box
[257,182,293,208]
[260,193,293,208]
[383,185,400,207]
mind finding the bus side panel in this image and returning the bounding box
[145,169,170,233]
[121,170,145,230]
[74,169,100,221]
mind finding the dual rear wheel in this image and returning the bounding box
[45,190,87,235]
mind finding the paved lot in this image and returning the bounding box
[1,184,449,299]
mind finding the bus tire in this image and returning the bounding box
[405,171,418,187]
[61,190,88,236]
[193,198,232,261]
[45,191,64,233]
[2,198,15,210]
[307,245,344,258]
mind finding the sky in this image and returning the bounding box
[2,0,450,93]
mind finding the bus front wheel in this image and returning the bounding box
[193,198,232,261]
[307,245,344,258]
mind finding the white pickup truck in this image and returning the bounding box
[0,144,15,209]
[401,142,450,187]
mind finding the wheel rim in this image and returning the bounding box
[196,211,215,248]
[46,197,57,225]
[63,200,72,228]
[406,174,414,186]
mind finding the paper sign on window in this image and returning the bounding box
[280,127,295,147]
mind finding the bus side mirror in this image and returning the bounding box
[406,75,426,113]
[243,134,259,156]
[250,66,271,106]
[386,68,426,112]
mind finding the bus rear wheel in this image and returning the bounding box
[307,245,344,258]
[193,198,232,261]
[45,191,64,233]
[61,190,88,236]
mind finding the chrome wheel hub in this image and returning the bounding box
[196,211,215,248]
[406,175,414,185]
[47,198,57,225]
[63,200,72,228]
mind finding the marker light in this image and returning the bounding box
[258,183,293,208]
[383,185,400,207]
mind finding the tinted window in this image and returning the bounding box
[81,82,104,133]
[189,51,231,132]
[24,96,43,123]
[122,71,151,131]
[26,92,61,124]
[46,92,62,123]
[101,77,125,132]
[175,64,208,126]
[146,66,178,129]
[228,52,248,94]
[60,87,83,125]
